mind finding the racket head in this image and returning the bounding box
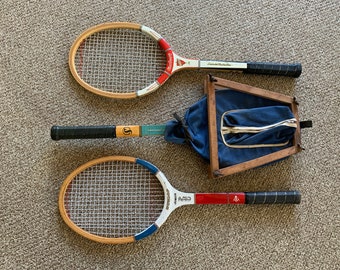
[59,156,172,244]
[69,22,171,99]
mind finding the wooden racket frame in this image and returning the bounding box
[69,22,142,99]
[204,75,302,178]
[59,155,137,244]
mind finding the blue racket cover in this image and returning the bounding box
[164,89,297,168]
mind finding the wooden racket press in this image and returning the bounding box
[204,75,303,178]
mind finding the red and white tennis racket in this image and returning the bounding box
[59,156,301,244]
[69,22,302,99]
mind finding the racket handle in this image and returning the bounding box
[245,191,301,204]
[51,125,116,140]
[244,62,302,77]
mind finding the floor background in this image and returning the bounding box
[1,1,339,269]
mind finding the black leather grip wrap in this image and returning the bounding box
[51,125,116,140]
[245,191,301,204]
[244,62,302,77]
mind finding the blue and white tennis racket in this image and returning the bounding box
[59,156,301,244]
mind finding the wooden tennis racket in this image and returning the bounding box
[59,156,301,244]
[69,22,302,99]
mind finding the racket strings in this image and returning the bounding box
[74,29,167,93]
[64,160,164,238]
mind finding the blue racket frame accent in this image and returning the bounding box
[136,158,159,174]
[135,224,158,241]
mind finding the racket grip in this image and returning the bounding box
[245,191,301,204]
[244,62,302,77]
[51,125,116,140]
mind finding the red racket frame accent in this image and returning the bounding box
[157,38,173,84]
[195,193,245,204]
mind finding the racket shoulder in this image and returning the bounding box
[137,82,161,97]
[141,25,163,40]
[135,159,195,227]
[136,158,159,174]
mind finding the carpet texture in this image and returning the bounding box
[1,1,339,269]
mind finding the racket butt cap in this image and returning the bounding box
[51,126,60,140]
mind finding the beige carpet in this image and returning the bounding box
[2,1,339,269]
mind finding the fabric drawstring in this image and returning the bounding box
[173,113,193,142]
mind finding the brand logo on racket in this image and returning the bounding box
[178,196,192,202]
[233,195,240,203]
[176,59,186,66]
[122,127,133,135]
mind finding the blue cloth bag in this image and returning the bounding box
[164,89,297,168]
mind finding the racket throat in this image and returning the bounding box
[175,192,195,206]
[170,52,200,72]
[169,190,195,210]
